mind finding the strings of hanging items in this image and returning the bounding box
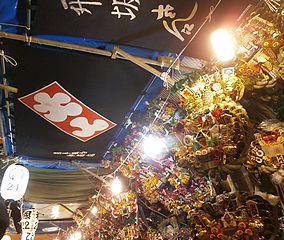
[55,1,284,239]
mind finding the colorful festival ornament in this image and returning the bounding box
[189,193,279,239]
[174,70,250,179]
[246,119,284,174]
[111,191,137,219]
[115,224,140,240]
[235,10,284,91]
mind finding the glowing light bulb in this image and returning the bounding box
[91,206,98,215]
[211,29,236,61]
[142,135,167,159]
[111,177,122,195]
[51,205,60,219]
[69,231,82,240]
[85,218,91,225]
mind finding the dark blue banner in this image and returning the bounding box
[31,0,255,58]
[6,42,152,161]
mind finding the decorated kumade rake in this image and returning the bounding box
[189,192,279,240]
[172,70,250,180]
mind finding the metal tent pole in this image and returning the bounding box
[0,108,7,156]
[0,50,15,154]
[26,0,32,32]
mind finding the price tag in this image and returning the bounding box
[21,209,39,234]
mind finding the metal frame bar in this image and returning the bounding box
[26,0,32,32]
[0,109,7,156]
[0,50,15,154]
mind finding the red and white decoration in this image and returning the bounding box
[19,82,116,142]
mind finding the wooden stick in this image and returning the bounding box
[227,175,237,193]
[114,46,175,85]
[0,32,199,73]
[0,83,18,93]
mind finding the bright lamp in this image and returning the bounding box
[211,29,236,61]
[142,135,167,159]
[111,177,122,195]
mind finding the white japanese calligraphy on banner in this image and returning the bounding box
[61,0,102,15]
[111,0,140,20]
[59,0,199,41]
[151,2,198,41]
[34,0,225,54]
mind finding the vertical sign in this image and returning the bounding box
[21,209,39,240]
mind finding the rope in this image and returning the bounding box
[0,22,30,30]
[0,50,17,66]
[24,33,32,43]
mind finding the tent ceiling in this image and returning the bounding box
[24,166,101,204]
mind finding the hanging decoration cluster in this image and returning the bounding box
[173,70,249,181]
[64,1,284,239]
[189,193,279,239]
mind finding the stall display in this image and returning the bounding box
[61,1,284,239]
[0,0,284,239]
